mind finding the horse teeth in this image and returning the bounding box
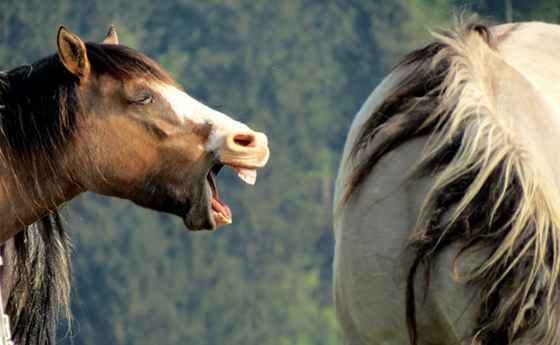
[237,168,257,185]
[213,210,232,225]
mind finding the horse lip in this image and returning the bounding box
[182,213,215,231]
[221,161,260,170]
[182,188,217,231]
[220,152,269,170]
[219,161,261,185]
[180,167,219,231]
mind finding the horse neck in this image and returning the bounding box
[0,170,79,243]
[0,63,81,242]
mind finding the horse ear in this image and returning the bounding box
[57,26,90,79]
[102,25,119,45]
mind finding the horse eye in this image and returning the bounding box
[132,94,154,105]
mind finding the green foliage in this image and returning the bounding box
[0,1,556,344]
[529,0,560,23]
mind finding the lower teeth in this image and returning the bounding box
[214,211,232,224]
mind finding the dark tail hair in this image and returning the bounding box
[6,211,72,345]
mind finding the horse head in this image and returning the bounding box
[56,26,270,230]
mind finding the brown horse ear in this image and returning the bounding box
[57,26,90,79]
[102,25,119,45]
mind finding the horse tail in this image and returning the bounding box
[6,211,72,345]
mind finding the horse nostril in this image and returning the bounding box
[221,131,269,167]
[233,133,256,148]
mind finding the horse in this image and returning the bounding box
[333,20,560,345]
[0,25,269,344]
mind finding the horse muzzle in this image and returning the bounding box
[217,130,270,185]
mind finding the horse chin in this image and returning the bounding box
[181,183,216,231]
[181,199,229,231]
[182,211,216,231]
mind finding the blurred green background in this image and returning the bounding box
[0,1,558,344]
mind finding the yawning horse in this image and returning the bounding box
[334,20,560,345]
[0,26,269,344]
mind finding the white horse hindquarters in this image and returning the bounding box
[334,136,479,345]
[332,67,418,345]
[334,138,424,345]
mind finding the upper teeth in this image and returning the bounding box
[235,168,257,185]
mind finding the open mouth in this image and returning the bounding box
[206,163,259,228]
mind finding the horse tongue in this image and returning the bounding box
[234,167,257,185]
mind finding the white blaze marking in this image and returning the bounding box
[155,83,251,150]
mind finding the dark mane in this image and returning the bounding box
[0,42,175,345]
[1,56,81,160]
[345,23,494,200]
[343,41,448,202]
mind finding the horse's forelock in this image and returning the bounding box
[85,42,177,87]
